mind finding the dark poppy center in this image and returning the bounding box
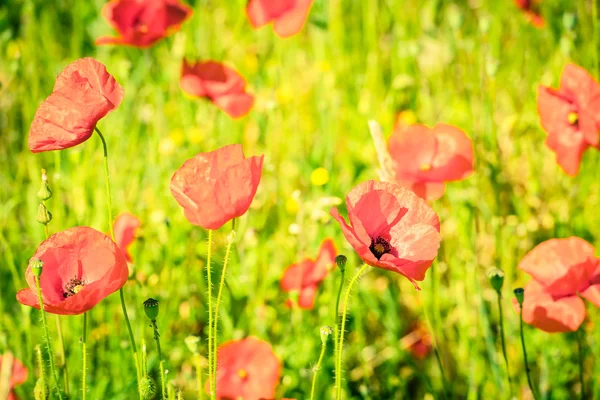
[370,237,392,259]
[63,277,86,298]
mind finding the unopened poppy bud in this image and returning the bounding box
[36,203,52,225]
[514,288,525,306]
[139,376,157,400]
[34,377,48,400]
[320,326,333,344]
[335,255,347,272]
[37,169,52,200]
[143,298,159,321]
[488,268,504,293]
[31,258,44,278]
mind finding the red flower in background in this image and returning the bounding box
[0,354,28,400]
[96,0,193,48]
[246,0,313,38]
[28,58,123,153]
[330,180,441,290]
[513,237,600,332]
[170,144,264,230]
[387,123,474,201]
[514,0,544,27]
[208,337,281,400]
[400,322,432,360]
[180,60,254,118]
[280,239,336,309]
[114,212,141,263]
[16,227,129,315]
[538,63,600,176]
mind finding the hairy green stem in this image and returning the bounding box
[35,345,48,399]
[577,328,585,399]
[496,293,511,395]
[151,320,166,400]
[333,265,345,388]
[206,229,215,400]
[82,312,87,400]
[519,305,539,400]
[310,340,328,400]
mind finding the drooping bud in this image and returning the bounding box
[514,288,525,306]
[335,255,347,273]
[36,203,52,225]
[488,268,504,293]
[37,169,52,201]
[139,376,157,400]
[31,258,44,278]
[320,326,333,345]
[34,377,49,400]
[143,298,159,321]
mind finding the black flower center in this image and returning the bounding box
[63,277,85,298]
[370,237,391,260]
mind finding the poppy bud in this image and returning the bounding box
[34,377,48,400]
[514,288,525,306]
[487,268,504,293]
[335,255,347,272]
[143,298,159,321]
[37,169,52,201]
[139,376,157,400]
[31,258,44,278]
[320,326,333,345]
[36,203,52,225]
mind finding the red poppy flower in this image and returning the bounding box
[330,180,441,289]
[513,237,600,332]
[208,337,281,400]
[0,354,28,400]
[280,238,336,309]
[16,227,129,315]
[170,144,264,230]
[514,0,544,27]
[96,0,193,48]
[387,123,474,201]
[246,0,314,38]
[180,60,254,118]
[400,322,432,360]
[538,63,600,175]
[28,58,123,153]
[114,212,141,263]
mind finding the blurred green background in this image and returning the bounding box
[1,0,600,398]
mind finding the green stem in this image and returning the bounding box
[82,312,87,400]
[35,345,48,399]
[206,229,215,400]
[519,305,539,400]
[577,328,585,399]
[35,276,64,400]
[496,293,511,395]
[335,264,368,400]
[95,127,142,398]
[212,229,235,394]
[333,267,345,379]
[55,315,69,395]
[152,320,166,400]
[196,355,204,400]
[310,341,328,400]
[593,0,599,78]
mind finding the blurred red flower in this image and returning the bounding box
[180,60,254,118]
[16,227,129,315]
[514,0,544,27]
[538,63,600,176]
[246,0,313,38]
[96,0,193,47]
[387,123,474,201]
[170,144,264,230]
[208,337,281,400]
[280,238,336,309]
[114,212,141,263]
[330,180,441,289]
[513,237,600,332]
[0,354,28,400]
[400,322,432,360]
[28,58,123,153]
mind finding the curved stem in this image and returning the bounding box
[310,341,328,400]
[82,312,87,400]
[35,277,64,400]
[95,127,142,398]
[206,229,215,400]
[213,229,235,393]
[333,268,345,368]
[496,293,511,395]
[335,264,368,400]
[577,328,585,399]
[519,306,539,400]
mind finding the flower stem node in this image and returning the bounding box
[37,203,52,225]
[31,258,44,278]
[488,268,505,293]
[143,298,160,321]
[320,326,333,345]
[514,288,525,306]
[335,255,347,272]
[37,169,52,201]
[139,376,157,400]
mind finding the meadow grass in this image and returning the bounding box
[1,0,599,398]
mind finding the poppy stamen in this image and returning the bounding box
[237,369,248,379]
[370,237,392,260]
[419,163,432,171]
[568,111,579,126]
[63,277,86,298]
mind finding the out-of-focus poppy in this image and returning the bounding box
[16,227,129,315]
[114,212,141,263]
[28,58,123,153]
[400,322,432,360]
[514,0,544,27]
[330,180,441,290]
[538,64,600,175]
[0,354,28,400]
[246,0,313,38]
[280,238,336,309]
[513,237,600,332]
[96,0,193,48]
[387,123,474,201]
[180,60,254,118]
[170,144,264,230]
[208,337,280,400]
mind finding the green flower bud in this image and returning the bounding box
[37,169,52,201]
[335,255,347,272]
[514,288,525,306]
[139,376,157,400]
[36,203,52,225]
[320,326,333,344]
[31,258,43,278]
[143,298,159,321]
[488,268,504,293]
[34,377,49,400]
